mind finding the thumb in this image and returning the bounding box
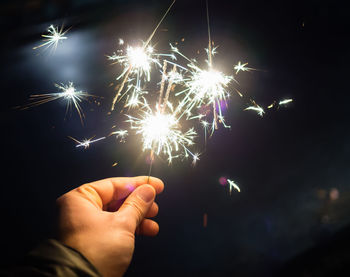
[117,184,156,232]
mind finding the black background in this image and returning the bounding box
[1,0,350,276]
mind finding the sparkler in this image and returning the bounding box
[22,82,95,124]
[69,136,106,149]
[126,60,197,166]
[108,0,176,110]
[33,24,69,52]
[167,0,235,135]
[126,105,196,164]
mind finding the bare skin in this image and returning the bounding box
[56,176,164,277]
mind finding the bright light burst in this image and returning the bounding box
[23,82,95,123]
[126,104,196,164]
[33,24,69,51]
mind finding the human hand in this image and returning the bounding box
[56,176,164,277]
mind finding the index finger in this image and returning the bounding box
[75,176,164,209]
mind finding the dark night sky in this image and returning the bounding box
[1,0,350,276]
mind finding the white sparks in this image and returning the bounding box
[228,179,240,194]
[244,104,265,117]
[192,153,200,166]
[69,136,106,149]
[24,82,95,123]
[279,98,293,106]
[108,42,175,109]
[126,105,196,164]
[234,61,255,74]
[33,24,69,51]
[171,45,234,133]
[110,129,128,142]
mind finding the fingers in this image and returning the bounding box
[145,202,158,218]
[136,219,159,237]
[117,185,156,232]
[74,176,164,209]
[107,200,158,218]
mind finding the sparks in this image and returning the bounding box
[110,129,128,142]
[23,82,95,123]
[234,61,255,74]
[192,152,200,166]
[108,0,176,110]
[108,43,175,110]
[244,102,265,117]
[170,40,234,134]
[69,136,106,149]
[126,104,196,164]
[33,24,69,51]
[279,98,293,106]
[179,64,233,130]
[227,179,240,194]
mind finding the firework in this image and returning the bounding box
[23,82,95,123]
[33,24,69,51]
[68,136,106,149]
[227,179,240,194]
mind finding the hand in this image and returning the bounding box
[56,176,164,277]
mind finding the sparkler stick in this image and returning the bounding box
[206,0,220,130]
[206,0,213,68]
